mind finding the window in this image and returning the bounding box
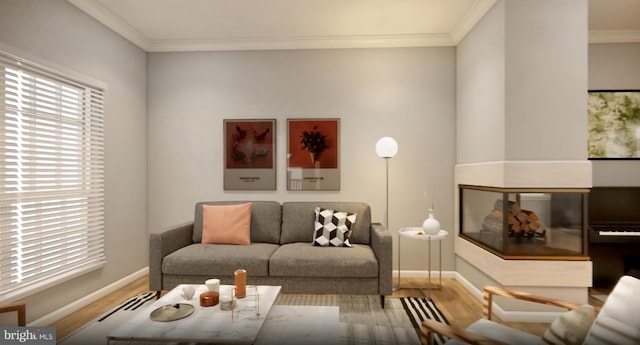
[0,50,106,303]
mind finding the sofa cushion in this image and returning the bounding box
[281,202,371,245]
[583,275,640,345]
[538,305,595,345]
[193,201,281,244]
[313,207,357,247]
[269,242,378,278]
[202,203,251,245]
[163,243,279,277]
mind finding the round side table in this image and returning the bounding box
[398,227,448,297]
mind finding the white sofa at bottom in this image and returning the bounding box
[421,274,640,345]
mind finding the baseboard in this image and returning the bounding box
[30,267,149,326]
[453,271,483,300]
[454,271,561,323]
[395,270,457,280]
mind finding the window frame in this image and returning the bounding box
[0,48,106,304]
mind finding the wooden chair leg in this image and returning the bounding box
[0,302,26,326]
[420,327,434,345]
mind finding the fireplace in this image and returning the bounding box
[459,185,589,259]
[453,161,593,322]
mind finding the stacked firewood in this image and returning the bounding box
[481,199,544,238]
[507,201,542,237]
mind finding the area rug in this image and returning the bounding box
[60,293,443,345]
[59,292,159,345]
[400,297,449,345]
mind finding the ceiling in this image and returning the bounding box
[67,0,640,52]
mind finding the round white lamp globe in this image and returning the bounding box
[375,137,398,158]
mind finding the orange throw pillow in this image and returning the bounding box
[201,203,252,245]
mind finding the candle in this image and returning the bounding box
[205,278,220,292]
[199,291,219,307]
[234,269,246,298]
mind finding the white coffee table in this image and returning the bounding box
[256,306,340,345]
[107,284,281,344]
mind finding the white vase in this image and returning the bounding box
[422,209,441,235]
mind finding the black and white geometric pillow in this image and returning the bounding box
[313,207,357,247]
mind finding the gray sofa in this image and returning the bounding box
[149,201,393,306]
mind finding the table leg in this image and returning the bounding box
[424,237,443,298]
[397,232,402,290]
[438,239,442,288]
[427,236,431,298]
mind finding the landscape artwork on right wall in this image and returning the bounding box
[588,90,640,159]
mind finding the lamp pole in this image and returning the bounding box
[384,157,390,231]
[384,156,401,291]
[376,136,399,291]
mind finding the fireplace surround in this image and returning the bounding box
[459,185,589,260]
[454,161,593,322]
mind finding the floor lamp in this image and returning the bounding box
[375,137,399,291]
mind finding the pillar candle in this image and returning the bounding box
[234,269,246,298]
[205,278,220,292]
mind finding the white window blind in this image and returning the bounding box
[0,50,106,303]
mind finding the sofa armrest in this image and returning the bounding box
[482,285,584,320]
[371,222,393,295]
[149,222,194,291]
[421,286,590,345]
[0,302,26,326]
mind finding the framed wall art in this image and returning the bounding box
[287,118,340,190]
[588,90,640,159]
[223,119,276,190]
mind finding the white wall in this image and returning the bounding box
[0,0,147,323]
[147,48,457,271]
[456,0,506,164]
[504,0,588,161]
[457,0,588,163]
[589,43,640,186]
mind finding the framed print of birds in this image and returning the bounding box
[223,119,276,190]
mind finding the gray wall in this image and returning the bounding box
[457,0,588,164]
[0,0,147,323]
[147,48,457,271]
[456,0,506,164]
[589,43,640,186]
[504,0,588,161]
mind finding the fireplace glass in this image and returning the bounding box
[459,185,588,259]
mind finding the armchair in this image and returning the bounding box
[0,302,25,326]
[421,275,640,345]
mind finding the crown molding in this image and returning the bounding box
[67,0,152,51]
[67,0,476,52]
[450,0,498,44]
[589,30,640,44]
[73,0,639,52]
[147,34,455,52]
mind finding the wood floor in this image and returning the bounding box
[50,275,150,341]
[50,275,606,342]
